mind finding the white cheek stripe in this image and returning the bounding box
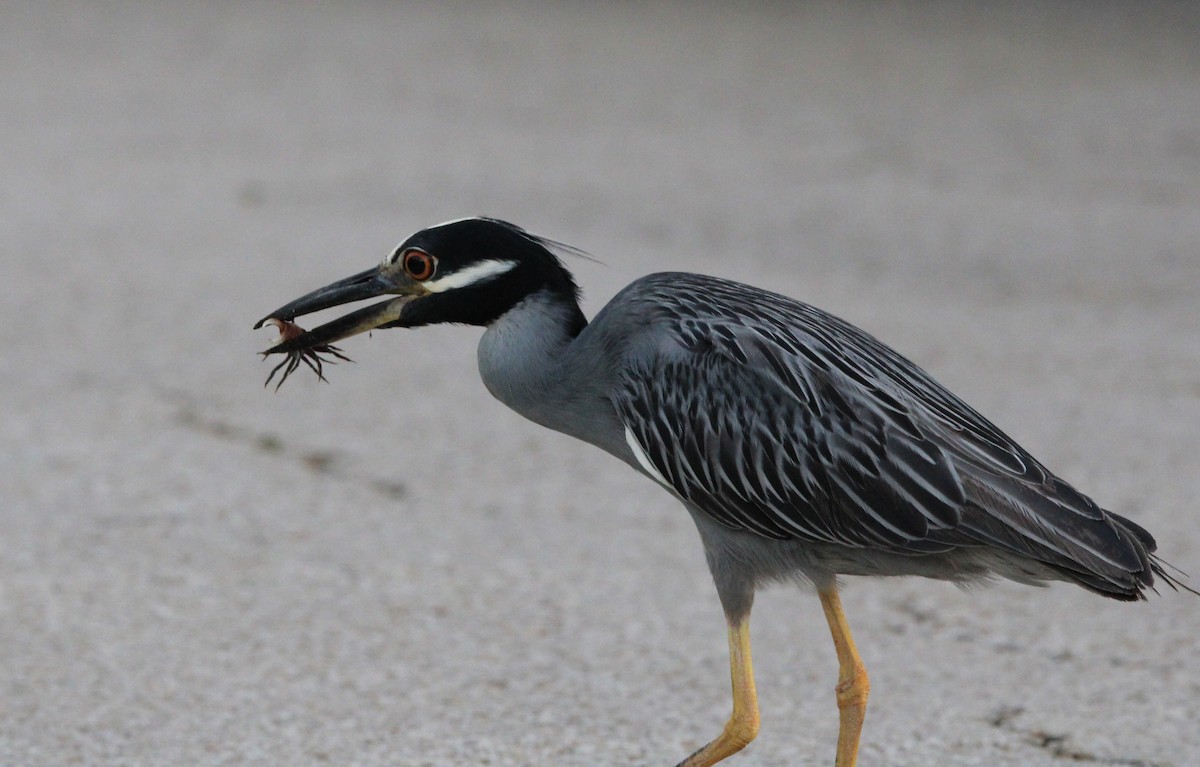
[624,425,672,487]
[424,259,519,292]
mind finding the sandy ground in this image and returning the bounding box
[2,3,1199,766]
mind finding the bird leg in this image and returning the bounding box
[675,618,760,767]
[819,587,870,767]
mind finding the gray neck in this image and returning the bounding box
[477,290,627,458]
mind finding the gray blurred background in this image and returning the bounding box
[2,3,1198,766]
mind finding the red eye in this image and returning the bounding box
[403,250,436,281]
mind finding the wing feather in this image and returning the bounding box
[606,273,1154,588]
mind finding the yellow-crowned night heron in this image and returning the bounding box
[255,217,1190,767]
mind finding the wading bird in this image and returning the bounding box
[256,217,1189,767]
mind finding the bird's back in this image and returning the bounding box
[592,272,1170,600]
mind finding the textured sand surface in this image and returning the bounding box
[3,3,1198,766]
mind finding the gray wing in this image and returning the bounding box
[609,274,1159,593]
[614,324,967,547]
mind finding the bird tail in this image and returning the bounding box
[953,473,1195,601]
[1105,512,1199,599]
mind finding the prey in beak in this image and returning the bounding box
[254,259,431,389]
[257,318,353,391]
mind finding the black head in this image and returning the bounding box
[254,218,586,356]
[392,217,585,329]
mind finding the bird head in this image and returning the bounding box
[254,217,585,358]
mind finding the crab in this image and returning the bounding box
[260,318,353,391]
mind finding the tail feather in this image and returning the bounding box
[1106,512,1199,598]
[949,471,1195,600]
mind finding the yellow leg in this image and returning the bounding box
[675,618,761,767]
[819,587,870,767]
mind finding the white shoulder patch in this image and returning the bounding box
[624,425,671,487]
[424,259,519,293]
